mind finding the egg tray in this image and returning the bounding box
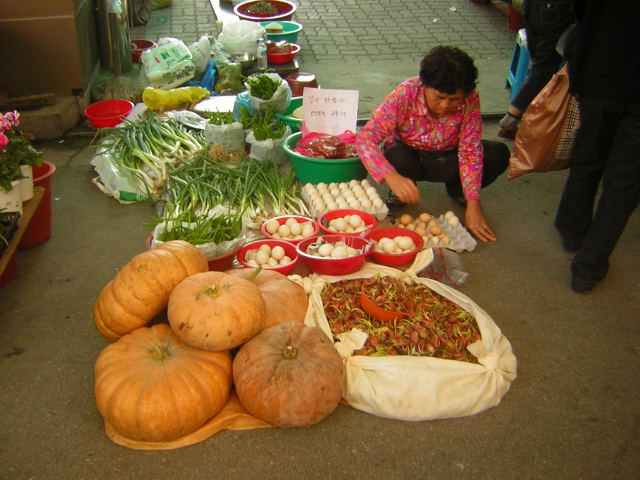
[301,180,389,221]
[428,213,477,253]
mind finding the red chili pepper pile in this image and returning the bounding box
[321,275,481,362]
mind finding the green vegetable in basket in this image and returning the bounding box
[245,73,281,100]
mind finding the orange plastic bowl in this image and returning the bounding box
[84,100,134,128]
[237,239,299,275]
[296,235,373,276]
[267,43,300,64]
[234,0,296,22]
[362,227,424,267]
[317,209,377,237]
[261,215,320,245]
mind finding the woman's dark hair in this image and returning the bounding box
[419,46,478,94]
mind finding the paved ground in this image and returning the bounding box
[1,1,639,480]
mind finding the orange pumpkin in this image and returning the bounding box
[233,321,344,428]
[93,240,208,342]
[168,271,266,351]
[94,323,233,443]
[225,268,308,329]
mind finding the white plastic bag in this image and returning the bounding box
[141,39,196,89]
[205,122,246,151]
[245,125,292,164]
[246,72,291,114]
[218,20,265,55]
[189,35,213,76]
[291,255,518,422]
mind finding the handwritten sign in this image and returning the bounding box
[301,88,359,135]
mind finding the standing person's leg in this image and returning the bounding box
[567,101,640,292]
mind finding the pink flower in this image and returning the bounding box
[0,116,10,133]
[0,132,8,149]
[4,110,20,127]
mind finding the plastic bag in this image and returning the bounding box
[141,39,196,89]
[142,86,210,112]
[289,255,518,422]
[293,130,358,158]
[245,72,291,114]
[90,151,148,203]
[245,125,292,164]
[204,122,246,151]
[417,247,469,287]
[188,36,212,76]
[217,20,265,55]
[150,0,171,9]
[508,65,579,180]
[215,60,244,94]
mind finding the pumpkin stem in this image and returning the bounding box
[282,345,297,359]
[151,345,170,361]
[248,265,263,282]
[196,284,220,299]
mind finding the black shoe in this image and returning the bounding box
[561,238,582,253]
[446,190,466,207]
[570,276,597,294]
[497,127,518,140]
[385,192,406,209]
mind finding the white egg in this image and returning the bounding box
[280,256,292,265]
[366,186,378,197]
[347,247,360,256]
[314,203,326,215]
[349,179,360,188]
[285,217,298,226]
[328,182,339,190]
[259,244,272,253]
[361,179,370,187]
[333,217,348,232]
[318,243,334,257]
[255,250,270,265]
[349,199,361,210]
[382,239,398,254]
[330,246,348,258]
[396,236,416,251]
[246,250,256,261]
[301,222,315,237]
[327,201,338,211]
[348,215,363,228]
[265,219,280,235]
[278,224,291,238]
[289,222,303,236]
[267,257,279,267]
[271,245,286,261]
[360,198,372,210]
[431,236,440,245]
[345,195,356,205]
[374,243,385,252]
[339,182,348,189]
[444,210,455,220]
[448,216,460,228]
[373,198,384,208]
[317,182,327,190]
[247,259,259,267]
[330,188,341,197]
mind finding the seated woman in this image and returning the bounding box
[355,45,510,242]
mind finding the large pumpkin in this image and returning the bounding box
[168,271,266,351]
[93,240,208,342]
[233,321,344,427]
[225,268,309,329]
[94,323,233,443]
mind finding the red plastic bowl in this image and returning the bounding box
[261,215,320,244]
[362,227,424,267]
[131,39,157,62]
[234,0,296,21]
[146,235,242,271]
[318,209,377,237]
[267,43,300,64]
[237,239,299,275]
[84,100,134,128]
[296,235,373,276]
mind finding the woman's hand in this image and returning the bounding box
[464,200,496,242]
[384,171,420,204]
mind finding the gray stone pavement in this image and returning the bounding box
[2,2,639,480]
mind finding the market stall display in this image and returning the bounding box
[237,238,299,274]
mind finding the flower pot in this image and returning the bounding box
[0,250,18,288]
[0,180,23,215]
[20,164,34,201]
[19,161,55,249]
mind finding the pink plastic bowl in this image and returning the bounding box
[237,239,299,275]
[84,100,134,128]
[261,215,320,245]
[317,209,378,237]
[131,39,157,62]
[362,227,424,267]
[296,234,373,276]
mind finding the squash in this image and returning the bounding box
[93,240,209,342]
[94,323,233,443]
[225,268,309,328]
[168,271,266,351]
[233,321,344,427]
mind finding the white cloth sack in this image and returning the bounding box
[291,252,518,421]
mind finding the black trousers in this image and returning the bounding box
[383,140,510,197]
[511,0,574,112]
[555,95,640,285]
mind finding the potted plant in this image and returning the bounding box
[0,110,43,196]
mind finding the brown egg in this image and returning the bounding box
[419,212,432,223]
[399,214,413,226]
[441,235,451,245]
[430,226,443,236]
[414,227,427,237]
[428,219,438,227]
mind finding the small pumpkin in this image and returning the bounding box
[225,268,309,329]
[168,271,266,351]
[233,321,344,428]
[93,240,208,342]
[94,323,233,443]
